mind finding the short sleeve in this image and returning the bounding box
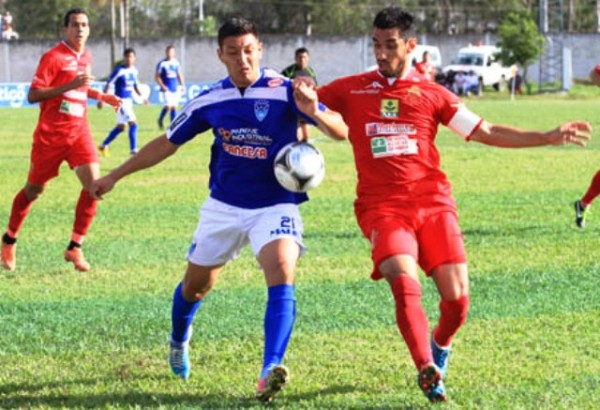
[30,52,56,90]
[166,95,212,145]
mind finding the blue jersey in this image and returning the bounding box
[156,58,181,92]
[107,64,139,99]
[166,68,324,209]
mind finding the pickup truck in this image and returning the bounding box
[443,45,512,90]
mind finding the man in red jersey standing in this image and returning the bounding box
[315,6,591,403]
[1,8,120,272]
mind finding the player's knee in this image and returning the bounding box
[24,184,45,200]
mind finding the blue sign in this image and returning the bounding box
[0,82,213,108]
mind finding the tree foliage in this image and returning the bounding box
[496,11,545,90]
[3,0,600,40]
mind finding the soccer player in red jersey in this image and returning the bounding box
[0,8,120,272]
[573,64,600,228]
[314,7,591,403]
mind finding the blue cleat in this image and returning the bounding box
[417,363,447,403]
[169,340,190,380]
[431,336,451,379]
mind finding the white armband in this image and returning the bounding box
[447,106,483,140]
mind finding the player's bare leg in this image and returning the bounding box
[255,238,298,403]
[65,163,100,271]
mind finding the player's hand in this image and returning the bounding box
[89,175,117,200]
[102,94,122,110]
[549,121,592,147]
[71,73,94,89]
[292,76,316,90]
[293,82,319,116]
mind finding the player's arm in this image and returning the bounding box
[155,69,167,91]
[28,72,95,103]
[470,120,592,148]
[293,81,348,141]
[90,135,179,200]
[177,69,186,92]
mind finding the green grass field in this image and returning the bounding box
[1,90,599,409]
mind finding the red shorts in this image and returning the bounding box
[28,132,97,185]
[356,201,466,279]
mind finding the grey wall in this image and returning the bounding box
[2,33,599,85]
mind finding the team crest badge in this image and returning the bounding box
[381,99,399,118]
[254,100,270,122]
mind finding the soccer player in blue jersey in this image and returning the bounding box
[155,45,185,129]
[89,17,347,403]
[98,48,147,156]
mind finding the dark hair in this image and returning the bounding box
[295,47,309,56]
[166,45,174,52]
[218,17,258,48]
[63,8,88,27]
[124,48,135,56]
[373,7,416,39]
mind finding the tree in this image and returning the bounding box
[496,11,545,93]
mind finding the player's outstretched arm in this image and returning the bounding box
[90,135,179,200]
[470,120,592,148]
[28,73,95,103]
[293,82,348,141]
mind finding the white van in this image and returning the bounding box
[443,45,512,90]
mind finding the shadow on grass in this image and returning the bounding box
[0,379,424,409]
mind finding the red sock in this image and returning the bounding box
[390,275,432,370]
[433,295,469,348]
[582,170,600,206]
[7,189,35,237]
[72,190,98,242]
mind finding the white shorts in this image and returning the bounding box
[116,99,136,124]
[187,197,305,266]
[162,90,180,107]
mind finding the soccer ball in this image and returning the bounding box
[273,141,325,193]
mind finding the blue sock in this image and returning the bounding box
[170,109,177,122]
[102,126,123,147]
[171,282,201,345]
[128,123,138,152]
[158,107,167,125]
[260,284,296,379]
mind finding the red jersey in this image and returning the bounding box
[414,61,434,82]
[30,41,93,144]
[318,70,482,207]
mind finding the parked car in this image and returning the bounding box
[443,45,512,91]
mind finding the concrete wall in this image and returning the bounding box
[2,33,600,85]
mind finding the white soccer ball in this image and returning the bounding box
[274,141,325,193]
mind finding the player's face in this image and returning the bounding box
[124,52,136,67]
[372,27,415,78]
[63,13,90,52]
[217,34,263,88]
[295,52,309,69]
[167,48,175,59]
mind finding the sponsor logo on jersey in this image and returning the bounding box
[350,81,384,94]
[218,128,232,142]
[381,99,399,118]
[371,135,418,158]
[365,122,416,136]
[219,128,272,145]
[268,78,284,88]
[222,143,268,159]
[405,86,422,104]
[254,99,269,121]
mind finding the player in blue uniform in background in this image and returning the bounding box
[89,17,347,403]
[98,48,147,156]
[155,45,185,129]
